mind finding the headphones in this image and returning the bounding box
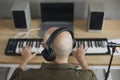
[41,27,76,61]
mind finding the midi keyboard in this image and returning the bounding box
[5,38,110,55]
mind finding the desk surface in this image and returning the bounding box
[0,19,120,66]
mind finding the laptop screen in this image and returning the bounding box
[40,3,74,22]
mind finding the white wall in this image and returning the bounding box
[0,0,120,19]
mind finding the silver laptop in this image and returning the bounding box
[40,3,74,37]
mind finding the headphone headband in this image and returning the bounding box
[42,27,76,61]
[46,27,74,46]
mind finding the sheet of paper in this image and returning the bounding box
[108,39,120,55]
[114,47,120,55]
[108,39,120,44]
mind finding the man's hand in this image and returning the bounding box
[19,46,38,70]
[72,45,90,69]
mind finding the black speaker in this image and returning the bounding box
[88,2,104,32]
[11,1,31,30]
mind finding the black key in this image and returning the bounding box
[35,41,37,48]
[95,41,97,47]
[98,41,100,47]
[28,41,31,47]
[19,41,22,48]
[78,40,79,47]
[26,41,29,46]
[83,40,85,48]
[36,41,39,48]
[18,41,21,48]
[99,41,102,47]
[37,41,40,48]
[96,41,99,47]
[90,41,93,47]
[21,41,24,48]
[31,41,33,47]
[81,40,84,47]
[89,41,91,47]
[30,41,32,47]
[79,40,81,46]
[87,41,89,47]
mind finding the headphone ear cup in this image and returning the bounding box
[72,39,76,48]
[42,47,56,61]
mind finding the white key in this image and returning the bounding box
[37,45,44,54]
[76,41,78,48]
[84,41,88,48]
[23,41,27,47]
[16,42,20,54]
[31,41,37,52]
[92,41,95,48]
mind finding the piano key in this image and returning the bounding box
[31,41,33,47]
[90,41,93,47]
[98,41,100,47]
[87,41,89,47]
[30,41,33,47]
[19,41,22,48]
[17,41,20,48]
[83,40,85,48]
[18,41,21,48]
[79,40,81,46]
[38,41,42,47]
[92,41,95,48]
[28,41,31,47]
[84,41,88,48]
[26,41,28,46]
[88,41,91,47]
[77,41,79,47]
[33,41,36,48]
[36,41,38,47]
[100,41,102,47]
[29,41,32,47]
[95,41,98,47]
[37,45,44,54]
[23,41,27,47]
[16,42,20,54]
[21,41,24,47]
[80,40,83,47]
[76,41,78,48]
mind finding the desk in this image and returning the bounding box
[0,19,120,67]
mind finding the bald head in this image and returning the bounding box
[43,27,73,60]
[43,27,59,43]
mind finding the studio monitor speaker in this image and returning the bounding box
[88,2,105,32]
[11,1,31,30]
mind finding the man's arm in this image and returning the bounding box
[9,47,38,80]
[18,47,38,70]
[72,45,90,69]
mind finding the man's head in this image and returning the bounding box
[42,27,74,63]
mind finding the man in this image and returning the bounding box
[10,27,97,80]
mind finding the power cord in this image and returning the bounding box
[14,28,40,38]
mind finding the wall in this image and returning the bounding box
[0,0,120,19]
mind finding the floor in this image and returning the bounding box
[0,67,9,80]
[0,67,120,80]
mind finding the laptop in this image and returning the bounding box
[40,3,74,37]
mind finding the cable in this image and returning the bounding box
[13,28,41,38]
